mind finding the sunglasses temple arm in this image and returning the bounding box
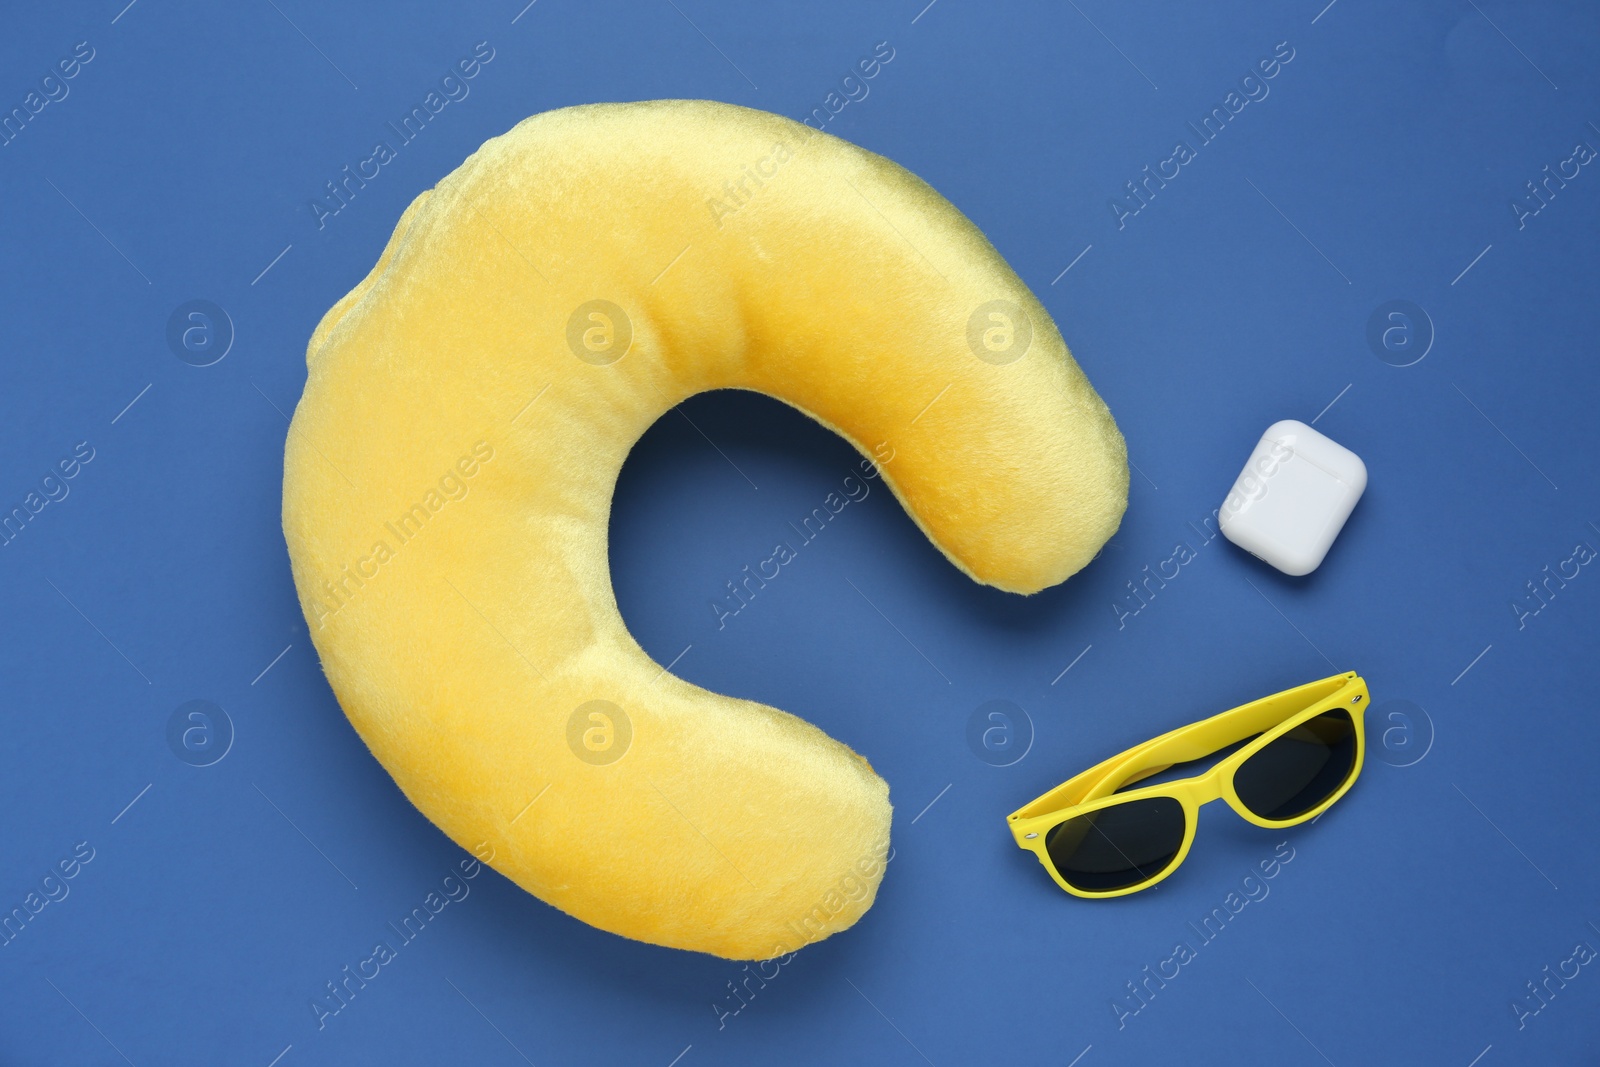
[1009,733,1183,820]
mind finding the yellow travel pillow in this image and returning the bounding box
[283,100,1127,960]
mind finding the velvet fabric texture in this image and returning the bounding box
[283,100,1127,959]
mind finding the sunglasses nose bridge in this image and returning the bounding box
[1196,763,1257,823]
[1196,762,1235,801]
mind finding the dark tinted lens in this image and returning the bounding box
[1233,709,1357,821]
[1045,796,1186,893]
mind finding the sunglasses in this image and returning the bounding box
[1007,672,1367,898]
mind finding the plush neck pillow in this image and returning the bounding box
[283,100,1127,960]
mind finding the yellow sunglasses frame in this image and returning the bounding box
[1007,672,1368,898]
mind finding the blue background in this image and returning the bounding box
[2,1,1597,1064]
